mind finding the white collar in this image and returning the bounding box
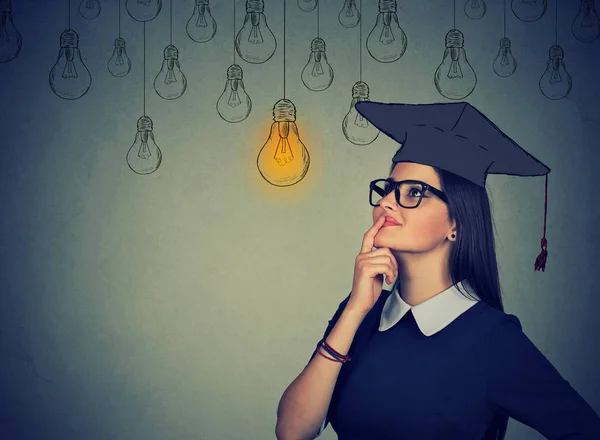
[378,279,480,336]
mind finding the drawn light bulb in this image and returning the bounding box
[126,0,162,22]
[186,0,217,43]
[216,64,252,123]
[572,0,600,43]
[342,81,379,146]
[154,45,187,100]
[79,0,101,19]
[127,116,162,175]
[256,99,310,187]
[235,0,277,64]
[49,29,92,100]
[338,0,360,28]
[301,37,334,92]
[0,0,22,63]
[107,37,132,77]
[366,0,407,63]
[539,45,572,100]
[493,37,517,77]
[464,0,486,19]
[511,0,547,22]
[434,29,477,100]
[298,0,317,12]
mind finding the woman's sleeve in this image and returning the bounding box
[486,314,600,439]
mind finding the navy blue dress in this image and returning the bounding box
[306,287,600,440]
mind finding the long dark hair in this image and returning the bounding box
[390,162,509,440]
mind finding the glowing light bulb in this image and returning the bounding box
[539,45,572,100]
[572,0,600,43]
[49,29,92,100]
[298,0,317,12]
[154,45,187,100]
[434,29,477,100]
[127,116,162,175]
[126,0,162,22]
[366,0,407,63]
[464,0,486,19]
[342,81,379,146]
[107,37,132,77]
[216,64,252,123]
[235,0,277,64]
[301,37,334,92]
[493,37,517,77]
[339,0,360,27]
[79,0,101,19]
[0,0,22,63]
[186,0,217,43]
[256,99,310,187]
[511,0,547,22]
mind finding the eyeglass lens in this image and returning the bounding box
[371,180,424,208]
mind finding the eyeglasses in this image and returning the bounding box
[369,178,448,208]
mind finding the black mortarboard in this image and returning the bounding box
[354,101,550,272]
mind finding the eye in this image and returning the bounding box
[407,186,423,198]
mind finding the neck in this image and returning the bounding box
[394,250,453,306]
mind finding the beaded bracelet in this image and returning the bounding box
[317,338,351,364]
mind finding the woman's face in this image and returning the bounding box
[372,162,455,253]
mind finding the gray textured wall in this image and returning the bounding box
[1,0,599,439]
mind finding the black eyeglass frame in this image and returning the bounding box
[369,178,449,208]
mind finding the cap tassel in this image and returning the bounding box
[534,174,548,272]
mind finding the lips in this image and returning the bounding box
[383,216,400,225]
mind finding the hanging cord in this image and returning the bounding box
[143,22,146,116]
[283,0,286,99]
[359,0,362,81]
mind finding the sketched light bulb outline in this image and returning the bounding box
[493,37,517,77]
[79,0,101,20]
[434,29,477,100]
[301,37,334,91]
[256,99,310,187]
[49,29,92,100]
[154,44,187,100]
[539,44,572,100]
[339,0,360,28]
[186,0,217,43]
[126,0,162,22]
[235,0,277,64]
[511,0,547,22]
[342,81,379,146]
[108,37,132,77]
[298,0,318,12]
[0,0,22,63]
[572,0,600,43]
[366,0,407,63]
[127,116,162,175]
[217,64,252,123]
[464,0,486,19]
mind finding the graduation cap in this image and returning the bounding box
[354,100,550,272]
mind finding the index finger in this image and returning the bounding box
[360,216,386,254]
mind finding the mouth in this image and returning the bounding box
[382,217,400,227]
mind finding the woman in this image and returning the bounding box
[275,101,600,440]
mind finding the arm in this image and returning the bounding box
[486,314,600,439]
[275,295,366,440]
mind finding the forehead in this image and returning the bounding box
[389,162,441,187]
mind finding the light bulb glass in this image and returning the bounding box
[127,116,162,175]
[301,37,334,92]
[366,1,407,63]
[434,29,477,100]
[79,0,101,19]
[107,37,132,77]
[511,0,547,22]
[256,99,310,187]
[571,0,600,43]
[339,0,360,27]
[342,81,379,146]
[216,64,252,123]
[298,0,317,12]
[464,0,486,19]
[0,1,22,63]
[186,0,217,43]
[235,0,276,64]
[539,45,572,100]
[154,45,187,100]
[49,29,92,100]
[493,37,517,77]
[126,0,162,22]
